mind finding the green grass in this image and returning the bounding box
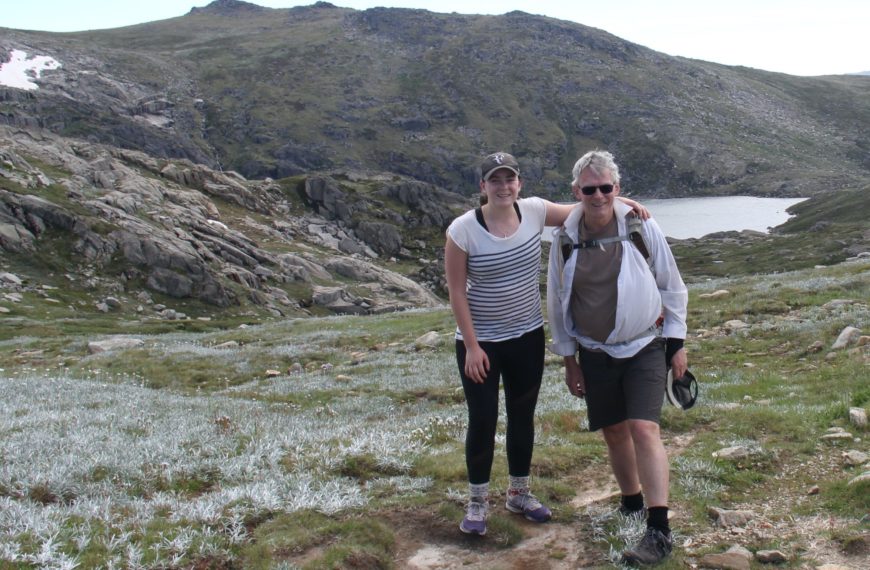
[240,510,396,569]
[1,258,868,568]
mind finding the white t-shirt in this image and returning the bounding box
[446,197,547,342]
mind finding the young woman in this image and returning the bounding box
[445,152,647,536]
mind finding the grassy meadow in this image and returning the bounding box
[0,258,868,569]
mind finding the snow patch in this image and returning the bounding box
[0,49,61,90]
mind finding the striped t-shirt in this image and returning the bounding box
[447,197,547,342]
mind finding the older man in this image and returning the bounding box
[546,150,688,565]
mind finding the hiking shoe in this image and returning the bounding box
[505,491,552,522]
[621,527,673,565]
[459,498,488,535]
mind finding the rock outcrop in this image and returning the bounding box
[0,125,456,316]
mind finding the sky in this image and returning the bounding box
[3,0,869,77]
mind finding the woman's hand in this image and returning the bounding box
[617,196,651,220]
[464,344,490,383]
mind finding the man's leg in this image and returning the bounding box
[601,421,642,496]
[628,419,669,507]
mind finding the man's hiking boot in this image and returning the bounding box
[505,490,552,523]
[621,527,673,565]
[459,497,488,535]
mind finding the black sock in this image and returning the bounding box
[647,506,670,535]
[621,492,644,513]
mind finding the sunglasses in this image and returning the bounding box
[580,184,615,196]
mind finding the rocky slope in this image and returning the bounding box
[0,125,465,318]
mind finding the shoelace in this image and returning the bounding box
[641,528,670,554]
[512,492,543,511]
[466,500,487,521]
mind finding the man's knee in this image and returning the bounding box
[627,419,661,444]
[602,421,632,446]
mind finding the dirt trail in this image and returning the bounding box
[397,435,696,569]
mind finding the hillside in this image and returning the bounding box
[0,4,868,567]
[0,257,867,568]
[2,1,869,199]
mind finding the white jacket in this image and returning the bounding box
[546,200,688,358]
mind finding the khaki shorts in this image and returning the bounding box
[578,338,666,431]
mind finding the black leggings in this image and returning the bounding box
[456,327,545,484]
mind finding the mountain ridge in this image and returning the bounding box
[2,2,869,199]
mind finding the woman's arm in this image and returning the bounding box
[618,196,650,220]
[445,236,489,383]
[543,197,649,227]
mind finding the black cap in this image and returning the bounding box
[479,152,520,181]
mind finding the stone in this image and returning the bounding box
[698,552,750,570]
[831,326,862,350]
[87,337,144,354]
[849,407,868,428]
[265,369,281,377]
[725,545,753,560]
[843,450,868,466]
[713,446,753,460]
[755,550,787,563]
[414,331,441,349]
[708,506,754,528]
[820,431,853,442]
[724,319,750,331]
[0,272,22,285]
[699,289,731,299]
[848,472,870,486]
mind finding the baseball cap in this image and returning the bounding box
[480,152,520,181]
[666,368,698,410]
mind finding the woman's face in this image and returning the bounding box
[480,168,521,206]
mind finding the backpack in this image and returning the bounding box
[560,213,653,271]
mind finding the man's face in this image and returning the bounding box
[573,169,619,214]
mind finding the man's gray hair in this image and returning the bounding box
[571,150,621,186]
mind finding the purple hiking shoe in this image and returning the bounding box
[505,490,552,522]
[459,497,488,535]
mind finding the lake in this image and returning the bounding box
[544,196,808,240]
[643,196,808,239]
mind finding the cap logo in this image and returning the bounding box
[493,153,506,164]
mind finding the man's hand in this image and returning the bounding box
[670,347,688,381]
[564,355,586,398]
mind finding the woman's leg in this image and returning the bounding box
[500,327,545,477]
[457,340,502,484]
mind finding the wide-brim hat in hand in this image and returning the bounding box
[666,368,698,410]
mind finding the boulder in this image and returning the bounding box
[87,337,144,354]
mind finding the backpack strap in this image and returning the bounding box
[626,214,650,260]
[559,214,654,271]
